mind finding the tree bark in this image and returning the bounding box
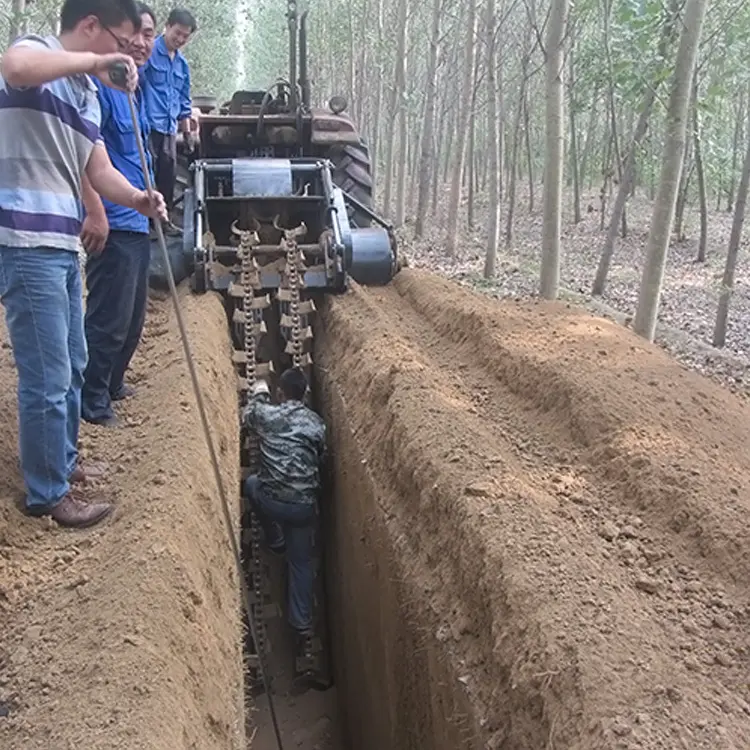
[415,0,442,237]
[524,90,535,213]
[382,0,408,218]
[568,24,581,223]
[504,29,532,247]
[692,79,708,262]
[445,0,477,256]
[484,0,501,278]
[369,0,385,187]
[633,0,709,341]
[713,88,750,348]
[394,15,409,227]
[727,92,744,212]
[540,0,569,300]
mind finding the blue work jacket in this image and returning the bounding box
[141,35,192,135]
[94,78,153,234]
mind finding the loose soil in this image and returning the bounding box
[0,288,246,750]
[317,267,750,750]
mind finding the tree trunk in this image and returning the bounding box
[633,0,709,341]
[673,137,693,242]
[579,83,600,191]
[504,35,531,247]
[370,0,385,188]
[382,0,408,218]
[602,0,626,237]
[568,25,581,223]
[394,14,410,227]
[445,0,477,256]
[727,93,744,212]
[524,91,535,213]
[415,0,442,237]
[713,92,750,348]
[540,0,569,300]
[432,111,445,216]
[484,0,501,278]
[692,79,708,262]
[468,106,476,230]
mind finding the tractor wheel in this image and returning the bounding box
[326,141,374,228]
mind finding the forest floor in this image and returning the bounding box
[401,187,750,397]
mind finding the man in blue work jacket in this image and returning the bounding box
[142,7,196,213]
[79,1,157,427]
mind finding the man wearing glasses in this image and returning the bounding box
[142,7,197,217]
[79,2,158,428]
[0,0,167,528]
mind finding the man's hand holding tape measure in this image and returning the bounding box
[92,54,139,93]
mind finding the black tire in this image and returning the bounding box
[326,141,374,228]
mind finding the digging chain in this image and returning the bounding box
[235,218,313,674]
[237,224,268,664]
[275,218,310,371]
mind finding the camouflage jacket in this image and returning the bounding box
[242,392,327,504]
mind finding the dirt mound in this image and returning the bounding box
[0,289,246,750]
[316,267,750,750]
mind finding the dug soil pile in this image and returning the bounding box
[0,289,246,750]
[316,268,750,750]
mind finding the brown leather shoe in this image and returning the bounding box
[49,493,113,528]
[70,461,109,485]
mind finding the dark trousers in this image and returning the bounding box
[82,230,150,423]
[149,130,177,211]
[244,475,316,634]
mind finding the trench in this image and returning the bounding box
[235,287,484,750]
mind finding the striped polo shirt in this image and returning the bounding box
[0,34,102,252]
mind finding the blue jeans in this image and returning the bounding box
[82,230,150,422]
[0,247,86,511]
[244,475,316,633]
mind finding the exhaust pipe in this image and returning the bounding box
[287,0,298,111]
[299,10,310,108]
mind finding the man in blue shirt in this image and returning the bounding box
[142,7,196,213]
[80,1,157,427]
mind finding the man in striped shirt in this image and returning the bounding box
[0,0,167,528]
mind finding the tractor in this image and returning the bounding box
[162,0,398,692]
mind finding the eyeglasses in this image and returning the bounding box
[101,24,131,52]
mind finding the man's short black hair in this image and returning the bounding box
[279,367,308,402]
[166,8,197,32]
[60,0,141,32]
[135,1,156,27]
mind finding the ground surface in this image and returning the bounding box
[319,268,750,749]
[0,289,246,750]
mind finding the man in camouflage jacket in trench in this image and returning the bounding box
[242,367,327,649]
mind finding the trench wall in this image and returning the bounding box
[316,307,489,750]
[0,289,246,750]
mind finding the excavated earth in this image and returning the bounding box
[1,266,750,750]
[0,289,246,750]
[316,268,750,750]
